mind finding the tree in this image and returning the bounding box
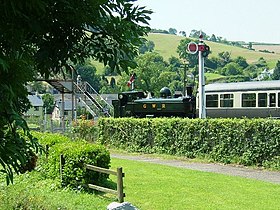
[217,51,232,67]
[169,28,177,35]
[76,64,101,92]
[179,31,186,37]
[0,0,152,184]
[42,94,55,114]
[234,56,249,69]
[222,62,243,76]
[139,40,155,54]
[272,61,280,80]
[209,34,217,42]
[189,29,208,40]
[248,42,254,50]
[119,52,169,94]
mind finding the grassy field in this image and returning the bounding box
[91,33,280,74]
[147,33,280,68]
[1,156,279,209]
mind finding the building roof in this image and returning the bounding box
[205,80,280,93]
[55,100,73,111]
[28,94,43,106]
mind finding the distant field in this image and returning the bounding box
[91,33,280,74]
[147,33,280,68]
[252,44,280,54]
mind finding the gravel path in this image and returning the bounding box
[111,153,280,184]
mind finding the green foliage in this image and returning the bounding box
[0,171,111,209]
[0,0,151,185]
[168,28,177,35]
[0,110,42,184]
[99,118,280,169]
[76,64,101,92]
[177,38,199,68]
[42,93,54,114]
[72,119,98,142]
[119,52,171,93]
[139,40,155,54]
[272,60,280,80]
[35,132,110,190]
[221,62,243,76]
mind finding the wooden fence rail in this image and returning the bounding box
[85,164,125,203]
[59,154,125,202]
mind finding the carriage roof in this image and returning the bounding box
[205,80,280,93]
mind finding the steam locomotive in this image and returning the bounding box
[112,87,196,118]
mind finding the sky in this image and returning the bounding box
[136,0,280,44]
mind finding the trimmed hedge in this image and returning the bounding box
[98,118,280,169]
[32,132,110,190]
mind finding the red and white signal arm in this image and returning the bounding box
[187,42,198,54]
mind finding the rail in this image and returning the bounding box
[59,155,125,202]
[85,164,125,203]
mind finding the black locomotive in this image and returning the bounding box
[112,87,196,118]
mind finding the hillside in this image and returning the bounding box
[147,33,280,68]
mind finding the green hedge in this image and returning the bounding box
[98,118,280,169]
[33,132,110,190]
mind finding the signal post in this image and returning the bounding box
[187,35,210,119]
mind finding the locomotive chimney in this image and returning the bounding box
[186,86,193,96]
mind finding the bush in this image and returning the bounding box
[71,119,98,142]
[34,132,110,190]
[98,118,280,169]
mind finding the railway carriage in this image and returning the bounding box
[204,80,280,118]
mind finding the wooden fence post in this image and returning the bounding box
[117,167,125,203]
[60,154,65,184]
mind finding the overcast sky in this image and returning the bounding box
[136,0,280,44]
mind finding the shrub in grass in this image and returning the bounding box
[71,119,98,142]
[34,132,110,190]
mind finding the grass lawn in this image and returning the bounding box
[110,158,280,210]
[0,157,279,209]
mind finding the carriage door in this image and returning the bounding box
[269,93,276,117]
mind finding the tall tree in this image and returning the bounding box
[272,61,280,80]
[0,0,151,184]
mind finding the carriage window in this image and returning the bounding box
[270,93,276,107]
[220,94,233,107]
[206,94,218,107]
[258,93,267,107]
[278,93,280,107]
[242,93,256,107]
